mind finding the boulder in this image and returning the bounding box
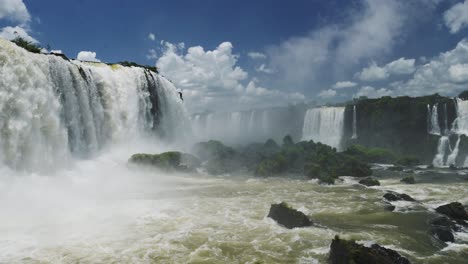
[267,202,312,229]
[400,176,415,184]
[328,235,411,264]
[435,202,468,221]
[383,192,416,202]
[384,203,396,212]
[359,177,380,187]
[430,226,455,243]
[129,152,200,172]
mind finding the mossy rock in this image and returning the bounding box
[267,202,312,229]
[129,151,200,172]
[400,176,415,184]
[329,235,411,264]
[359,177,380,187]
[319,175,335,185]
[383,192,416,202]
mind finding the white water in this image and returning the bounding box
[428,104,441,135]
[446,135,461,166]
[351,105,357,139]
[451,98,468,136]
[432,136,449,167]
[0,38,190,170]
[301,107,345,150]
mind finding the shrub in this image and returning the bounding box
[11,37,41,53]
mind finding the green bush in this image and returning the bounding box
[11,37,41,53]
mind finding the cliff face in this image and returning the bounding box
[343,94,457,164]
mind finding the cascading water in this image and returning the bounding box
[351,105,357,139]
[433,136,450,167]
[0,38,189,171]
[301,107,345,150]
[428,104,441,135]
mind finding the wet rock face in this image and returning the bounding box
[430,226,455,242]
[400,176,415,184]
[435,202,468,221]
[358,177,380,186]
[328,236,411,264]
[383,192,416,202]
[267,202,312,229]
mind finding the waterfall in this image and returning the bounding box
[351,105,357,139]
[444,104,449,134]
[433,136,450,167]
[428,104,441,135]
[446,135,461,166]
[301,107,345,150]
[0,39,188,171]
[451,98,468,136]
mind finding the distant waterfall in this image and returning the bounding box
[0,39,189,170]
[301,107,345,150]
[451,98,468,135]
[351,105,357,139]
[428,104,441,135]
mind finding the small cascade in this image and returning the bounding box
[230,112,242,138]
[351,105,357,139]
[433,136,450,167]
[301,107,345,150]
[428,104,441,135]
[444,104,449,134]
[446,135,461,166]
[451,98,468,135]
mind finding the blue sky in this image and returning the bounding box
[2,0,468,113]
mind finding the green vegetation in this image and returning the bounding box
[400,175,415,184]
[192,136,372,182]
[344,144,420,166]
[11,36,41,53]
[129,151,200,171]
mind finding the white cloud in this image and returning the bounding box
[357,62,389,81]
[148,32,155,41]
[318,89,337,98]
[355,86,393,98]
[77,51,100,62]
[385,57,416,75]
[0,0,30,24]
[444,0,468,34]
[332,81,357,89]
[356,57,415,81]
[146,48,157,60]
[449,63,468,83]
[247,52,266,59]
[388,39,468,97]
[266,0,407,94]
[256,63,274,74]
[0,25,37,43]
[156,41,304,112]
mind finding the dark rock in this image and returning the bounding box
[383,192,416,202]
[400,176,415,184]
[435,202,468,221]
[359,177,380,186]
[429,216,458,231]
[129,152,200,172]
[267,202,312,229]
[384,203,396,211]
[329,235,411,264]
[430,226,455,242]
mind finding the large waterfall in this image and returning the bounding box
[0,39,189,171]
[301,107,345,150]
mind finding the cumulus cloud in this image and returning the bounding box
[355,86,393,98]
[333,81,357,89]
[0,25,37,43]
[356,57,415,81]
[444,0,468,34]
[156,41,304,112]
[0,0,30,24]
[77,51,100,62]
[318,89,337,98]
[389,39,468,96]
[148,32,156,41]
[247,52,266,59]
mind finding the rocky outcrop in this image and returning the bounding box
[435,202,468,222]
[267,202,312,229]
[383,192,416,202]
[400,176,415,184]
[359,177,380,186]
[328,235,411,264]
[129,152,201,172]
